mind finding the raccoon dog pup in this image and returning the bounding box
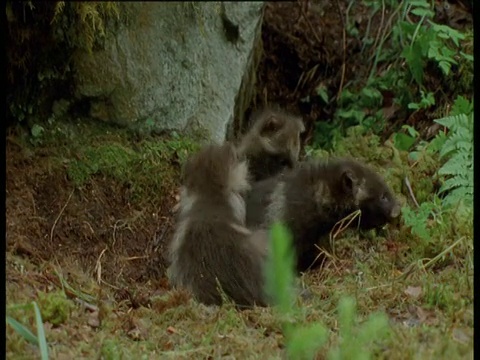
[167,143,269,307]
[245,158,401,272]
[236,106,305,181]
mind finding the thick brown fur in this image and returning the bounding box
[236,106,305,181]
[167,143,269,307]
[245,158,401,272]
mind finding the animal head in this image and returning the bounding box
[305,159,401,229]
[182,142,251,197]
[239,106,305,167]
[334,159,401,229]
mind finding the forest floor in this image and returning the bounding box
[6,1,473,359]
[6,120,473,359]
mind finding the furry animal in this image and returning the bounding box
[245,158,401,272]
[167,143,269,307]
[236,106,305,181]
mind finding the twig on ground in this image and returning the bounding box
[404,176,420,208]
[306,246,333,273]
[334,0,347,100]
[370,0,386,61]
[121,256,149,261]
[299,0,322,45]
[396,237,465,280]
[50,189,74,242]
[94,247,108,285]
[329,209,362,255]
[100,279,121,290]
[75,298,99,312]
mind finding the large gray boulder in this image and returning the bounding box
[73,2,264,143]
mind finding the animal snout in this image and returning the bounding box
[390,202,401,219]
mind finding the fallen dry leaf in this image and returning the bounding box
[404,286,422,299]
[127,327,146,341]
[415,306,429,323]
[452,327,472,345]
[415,306,437,326]
[402,317,420,328]
[382,104,401,121]
[425,123,441,140]
[167,326,177,334]
[87,310,100,328]
[126,318,148,341]
[162,340,174,351]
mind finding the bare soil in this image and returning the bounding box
[6,134,175,308]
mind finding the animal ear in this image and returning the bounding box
[225,142,239,162]
[341,169,357,193]
[235,147,247,162]
[296,118,306,133]
[259,115,281,136]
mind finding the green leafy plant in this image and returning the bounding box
[265,222,328,359]
[423,283,456,311]
[336,87,384,131]
[311,0,473,151]
[265,223,391,359]
[37,291,73,326]
[450,94,474,116]
[313,120,345,151]
[393,124,419,151]
[6,316,39,345]
[315,83,330,105]
[29,123,45,146]
[265,223,296,311]
[314,85,386,150]
[408,90,435,110]
[328,297,390,360]
[396,0,470,87]
[415,95,475,208]
[435,112,473,207]
[6,302,49,360]
[401,202,437,244]
[399,95,472,258]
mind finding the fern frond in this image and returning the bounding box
[52,2,65,23]
[429,22,466,47]
[440,131,473,158]
[434,117,454,130]
[442,187,473,207]
[435,113,470,132]
[434,108,473,208]
[451,96,473,116]
[436,114,473,159]
[440,176,471,194]
[437,156,470,178]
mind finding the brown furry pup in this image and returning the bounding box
[167,143,269,307]
[245,158,401,272]
[236,106,305,181]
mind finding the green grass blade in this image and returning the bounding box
[6,315,39,345]
[54,268,96,303]
[32,302,49,360]
[265,221,296,311]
